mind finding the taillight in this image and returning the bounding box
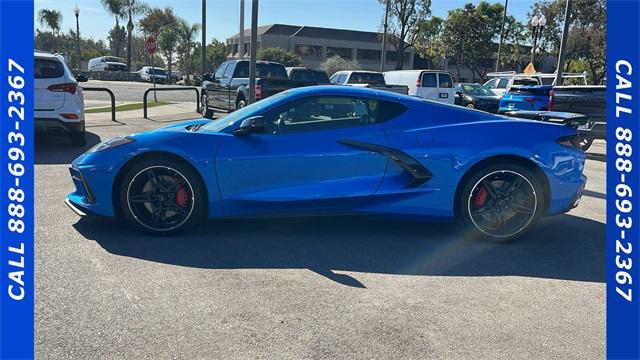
[61,113,79,119]
[547,90,554,111]
[416,78,421,88]
[255,84,262,99]
[557,134,582,150]
[48,83,77,94]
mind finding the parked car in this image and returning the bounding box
[505,85,605,151]
[498,85,553,114]
[200,60,301,117]
[484,71,588,96]
[139,66,167,83]
[166,69,181,83]
[35,50,88,146]
[177,74,202,86]
[331,70,408,95]
[88,56,127,72]
[286,67,330,86]
[383,70,455,104]
[453,83,500,113]
[66,86,586,243]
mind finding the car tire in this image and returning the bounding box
[456,162,545,243]
[236,97,247,111]
[118,157,207,235]
[70,132,86,147]
[580,137,594,151]
[466,103,475,109]
[201,94,214,119]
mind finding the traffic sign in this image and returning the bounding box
[145,36,157,55]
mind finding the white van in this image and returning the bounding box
[383,70,455,104]
[139,66,167,83]
[88,56,127,72]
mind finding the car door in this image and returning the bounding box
[437,73,455,104]
[416,72,438,101]
[215,95,390,215]
[206,62,227,108]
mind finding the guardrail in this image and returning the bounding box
[82,87,117,123]
[143,87,200,119]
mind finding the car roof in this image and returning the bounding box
[34,51,62,61]
[283,85,420,103]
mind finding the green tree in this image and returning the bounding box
[158,25,180,83]
[107,25,126,58]
[101,0,126,57]
[379,0,431,69]
[320,55,361,76]
[413,16,444,69]
[176,20,200,85]
[192,39,228,73]
[138,6,177,38]
[256,47,302,66]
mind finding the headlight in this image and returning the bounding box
[90,136,135,152]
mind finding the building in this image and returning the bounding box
[226,24,415,71]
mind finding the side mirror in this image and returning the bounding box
[455,91,463,96]
[202,73,213,82]
[77,75,88,83]
[234,116,266,136]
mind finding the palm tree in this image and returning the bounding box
[38,9,62,51]
[177,21,200,85]
[101,0,126,57]
[124,0,148,71]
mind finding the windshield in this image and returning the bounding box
[291,70,330,84]
[348,72,386,85]
[458,84,495,96]
[202,91,289,132]
[105,57,124,63]
[149,68,166,75]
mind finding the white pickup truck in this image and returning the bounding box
[330,70,408,95]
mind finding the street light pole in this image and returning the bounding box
[555,0,572,86]
[380,0,390,72]
[201,0,207,75]
[529,15,546,67]
[495,0,508,72]
[239,0,245,59]
[74,5,81,72]
[248,0,259,103]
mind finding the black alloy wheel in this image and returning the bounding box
[457,163,544,242]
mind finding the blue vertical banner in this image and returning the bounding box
[607,0,640,359]
[0,0,35,359]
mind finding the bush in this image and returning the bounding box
[256,47,302,67]
[320,55,362,76]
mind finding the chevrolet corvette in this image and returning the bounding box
[66,86,586,242]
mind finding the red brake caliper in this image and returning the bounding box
[474,186,488,209]
[173,177,188,208]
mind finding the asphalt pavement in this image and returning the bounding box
[35,110,606,359]
[82,80,199,108]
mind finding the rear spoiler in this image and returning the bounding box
[503,110,589,126]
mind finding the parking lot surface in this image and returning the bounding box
[35,113,606,359]
[83,80,199,108]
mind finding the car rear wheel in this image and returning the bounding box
[457,162,544,242]
[119,158,206,235]
[466,103,475,109]
[201,94,214,118]
[236,97,246,111]
[580,137,594,151]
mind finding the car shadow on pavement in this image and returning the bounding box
[35,132,101,164]
[73,213,605,287]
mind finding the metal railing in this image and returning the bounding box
[143,87,200,119]
[82,87,117,122]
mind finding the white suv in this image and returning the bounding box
[35,51,87,146]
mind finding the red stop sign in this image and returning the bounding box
[145,36,157,54]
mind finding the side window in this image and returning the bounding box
[337,74,347,84]
[234,62,249,78]
[484,79,497,88]
[329,74,340,84]
[438,73,453,88]
[223,63,234,79]
[214,63,227,80]
[497,78,509,88]
[265,96,381,134]
[421,73,437,87]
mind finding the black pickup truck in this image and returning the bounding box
[200,60,300,117]
[504,85,606,150]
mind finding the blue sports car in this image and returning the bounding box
[66,86,586,242]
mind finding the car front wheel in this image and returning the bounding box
[119,158,207,235]
[457,162,545,242]
[201,94,214,118]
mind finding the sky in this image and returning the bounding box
[34,0,534,43]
